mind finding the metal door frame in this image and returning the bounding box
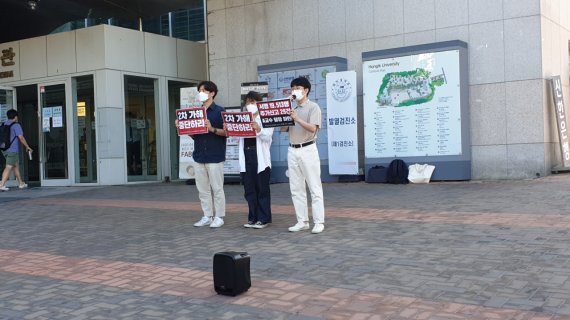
[37,80,74,187]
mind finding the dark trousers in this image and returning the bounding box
[241,147,271,223]
[127,141,141,175]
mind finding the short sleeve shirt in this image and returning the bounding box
[4,120,22,153]
[191,102,227,163]
[288,99,321,144]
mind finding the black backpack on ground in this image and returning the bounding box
[386,159,409,184]
[0,122,16,151]
[367,165,388,183]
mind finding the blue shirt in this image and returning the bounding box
[3,120,22,153]
[192,103,227,163]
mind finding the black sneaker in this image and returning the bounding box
[243,221,255,228]
[252,221,268,229]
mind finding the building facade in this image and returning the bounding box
[206,0,570,180]
[0,24,207,186]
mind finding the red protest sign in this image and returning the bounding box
[256,98,295,128]
[176,108,208,135]
[222,111,257,137]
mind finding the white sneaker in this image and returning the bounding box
[210,217,224,228]
[244,221,255,228]
[194,216,212,227]
[0,185,8,191]
[288,222,309,232]
[252,221,269,229]
[18,183,28,189]
[311,223,325,234]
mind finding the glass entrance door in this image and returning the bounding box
[39,82,71,186]
[73,75,97,183]
[124,75,158,182]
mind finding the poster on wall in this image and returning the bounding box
[362,50,462,158]
[326,71,358,175]
[0,104,8,122]
[52,106,63,128]
[42,107,53,132]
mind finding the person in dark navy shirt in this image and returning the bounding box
[191,81,228,228]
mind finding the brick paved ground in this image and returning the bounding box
[1,175,570,319]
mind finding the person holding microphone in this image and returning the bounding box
[280,77,326,234]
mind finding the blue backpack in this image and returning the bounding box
[0,122,16,151]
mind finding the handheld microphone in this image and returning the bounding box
[291,94,296,100]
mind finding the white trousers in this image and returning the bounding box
[287,144,325,224]
[194,162,226,218]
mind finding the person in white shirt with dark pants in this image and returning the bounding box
[236,91,274,229]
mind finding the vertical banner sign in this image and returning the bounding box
[256,99,295,127]
[222,107,242,175]
[551,76,570,167]
[326,71,359,175]
[178,87,202,180]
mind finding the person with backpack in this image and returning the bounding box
[0,109,32,191]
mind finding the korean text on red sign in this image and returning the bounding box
[256,99,295,128]
[176,108,208,135]
[222,112,256,137]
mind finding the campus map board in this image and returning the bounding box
[363,50,461,158]
[362,40,471,180]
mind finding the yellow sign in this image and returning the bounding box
[77,102,86,117]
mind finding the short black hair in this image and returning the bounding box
[290,77,311,94]
[6,109,17,120]
[244,91,262,102]
[197,81,218,98]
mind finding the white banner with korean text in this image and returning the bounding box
[326,71,359,175]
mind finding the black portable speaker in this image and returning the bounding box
[213,251,251,296]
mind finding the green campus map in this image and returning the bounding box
[376,68,446,107]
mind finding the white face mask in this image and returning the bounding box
[291,89,304,101]
[245,103,258,114]
[197,91,209,102]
